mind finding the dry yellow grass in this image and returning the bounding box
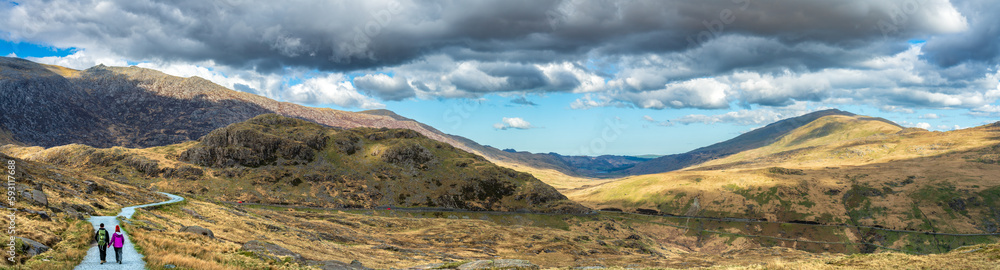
[569,118,1000,234]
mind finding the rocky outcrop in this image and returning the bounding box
[22,189,47,206]
[178,226,215,239]
[14,237,50,256]
[179,115,326,168]
[171,114,590,214]
[162,165,204,180]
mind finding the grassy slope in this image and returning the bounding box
[620,109,866,176]
[5,114,587,214]
[0,152,163,268]
[569,115,1000,252]
[122,195,1000,269]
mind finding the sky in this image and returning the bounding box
[2,0,999,156]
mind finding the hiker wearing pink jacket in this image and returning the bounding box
[108,225,126,264]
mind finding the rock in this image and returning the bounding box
[178,226,215,239]
[163,165,204,180]
[83,180,97,194]
[25,210,50,221]
[22,189,47,206]
[240,240,303,263]
[63,203,96,215]
[62,208,85,220]
[163,264,177,269]
[14,237,50,256]
[457,259,539,270]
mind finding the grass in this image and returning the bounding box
[14,219,92,270]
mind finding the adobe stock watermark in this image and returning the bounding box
[442,64,505,130]
[686,0,752,48]
[877,0,929,38]
[5,159,16,262]
[442,99,482,130]
[342,1,404,58]
[578,117,628,156]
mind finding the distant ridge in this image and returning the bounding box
[621,109,892,175]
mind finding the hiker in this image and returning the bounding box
[109,225,125,264]
[94,223,110,264]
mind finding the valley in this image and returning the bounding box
[0,58,997,269]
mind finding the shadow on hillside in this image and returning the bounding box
[0,60,276,148]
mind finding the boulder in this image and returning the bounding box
[457,260,538,270]
[22,189,47,206]
[62,203,95,215]
[178,225,215,239]
[14,237,50,256]
[240,240,302,263]
[83,180,97,194]
[62,208,85,220]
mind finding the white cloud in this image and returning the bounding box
[283,74,384,109]
[352,73,415,101]
[570,94,619,110]
[915,122,932,129]
[879,105,915,114]
[641,115,673,127]
[672,104,826,126]
[493,117,535,130]
[26,50,128,70]
[936,124,960,130]
[919,113,940,119]
[970,104,1000,117]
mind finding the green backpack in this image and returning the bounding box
[97,228,108,246]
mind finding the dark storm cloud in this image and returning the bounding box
[922,0,1000,67]
[0,0,970,73]
[5,0,997,111]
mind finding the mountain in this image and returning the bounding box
[0,57,472,152]
[569,112,1000,253]
[0,57,611,181]
[4,114,588,214]
[619,109,893,175]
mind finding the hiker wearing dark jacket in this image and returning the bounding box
[109,225,125,264]
[94,223,110,264]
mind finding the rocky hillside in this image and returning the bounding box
[0,57,631,180]
[0,57,472,152]
[0,151,163,266]
[4,114,589,214]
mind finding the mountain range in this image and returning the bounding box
[1,57,998,268]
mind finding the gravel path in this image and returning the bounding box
[73,192,184,270]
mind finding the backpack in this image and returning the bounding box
[97,228,108,246]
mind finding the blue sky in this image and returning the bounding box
[2,1,999,156]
